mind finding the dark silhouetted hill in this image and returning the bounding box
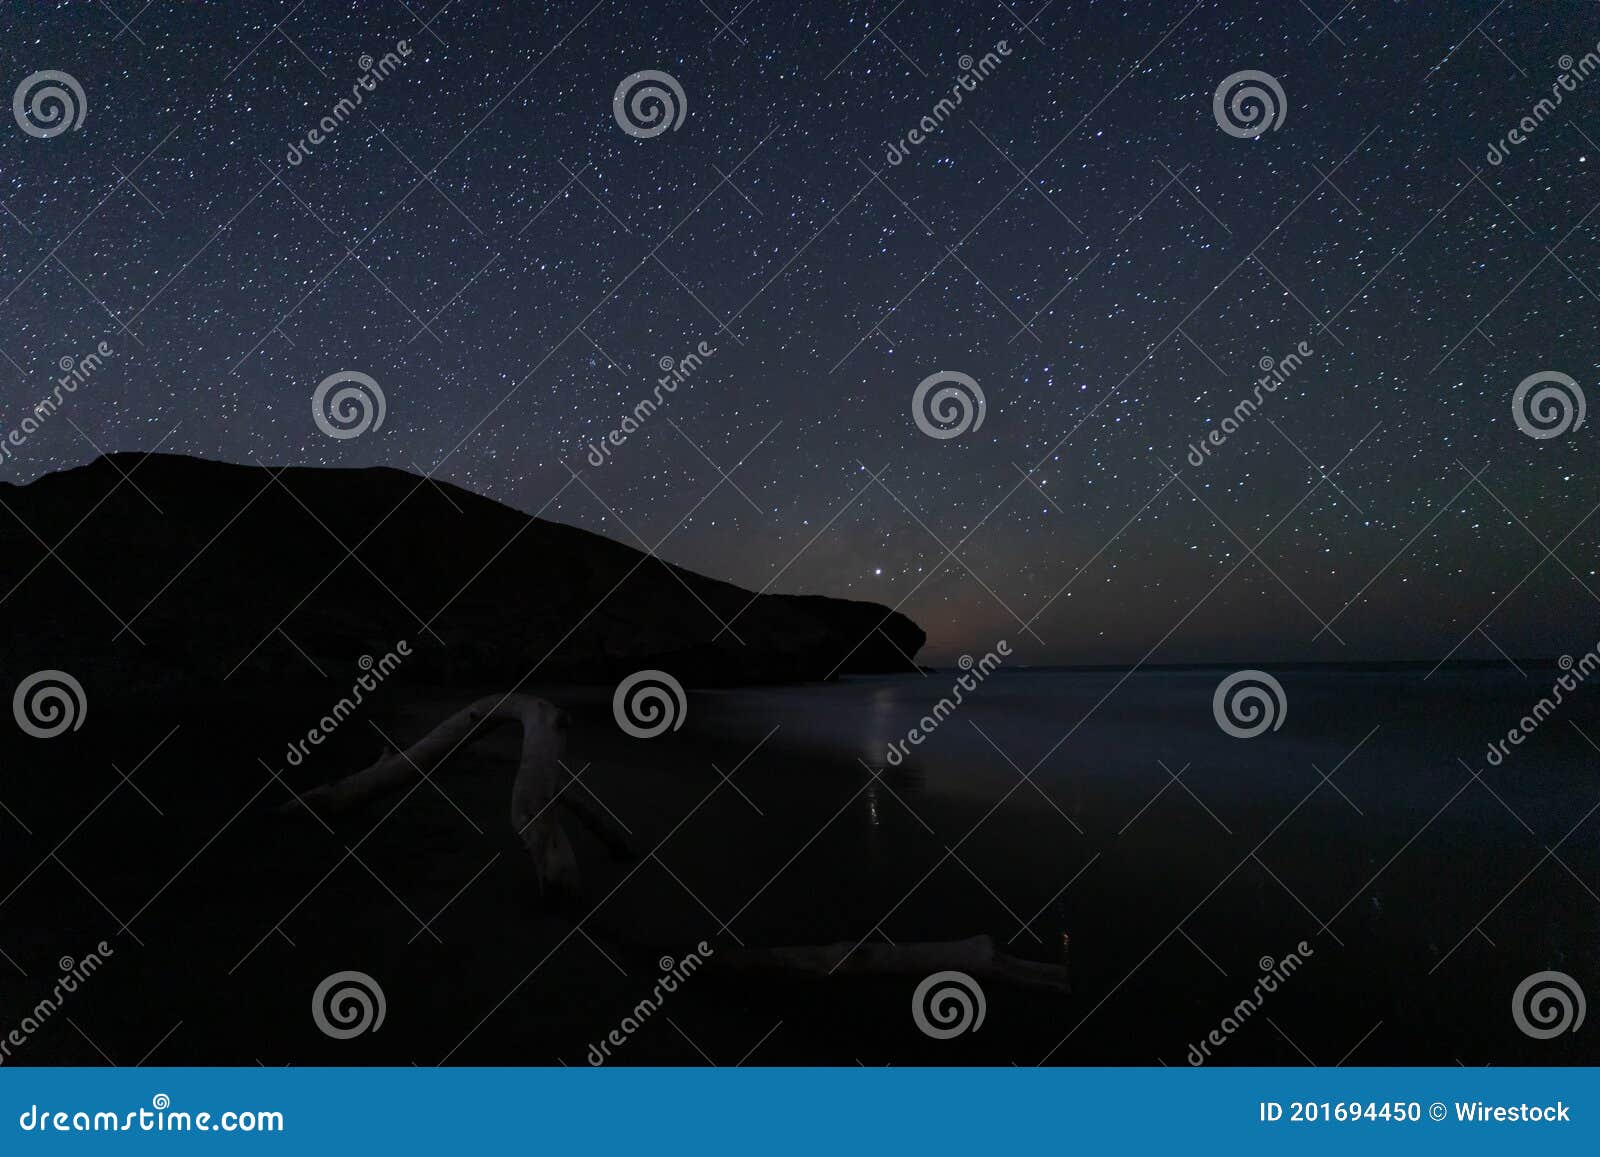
[0,453,924,690]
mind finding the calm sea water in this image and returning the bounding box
[650,666,1600,1063]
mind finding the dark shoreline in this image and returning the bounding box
[3,666,1596,1065]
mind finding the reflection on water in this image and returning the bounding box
[671,667,1598,1062]
[863,681,904,772]
[696,667,1600,841]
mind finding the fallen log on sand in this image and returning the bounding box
[280,693,632,899]
[281,695,1067,991]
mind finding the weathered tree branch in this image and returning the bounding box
[281,700,1063,992]
[281,693,604,898]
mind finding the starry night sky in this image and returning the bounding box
[1,0,1596,665]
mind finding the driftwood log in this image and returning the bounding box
[281,693,632,898]
[282,695,1068,991]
